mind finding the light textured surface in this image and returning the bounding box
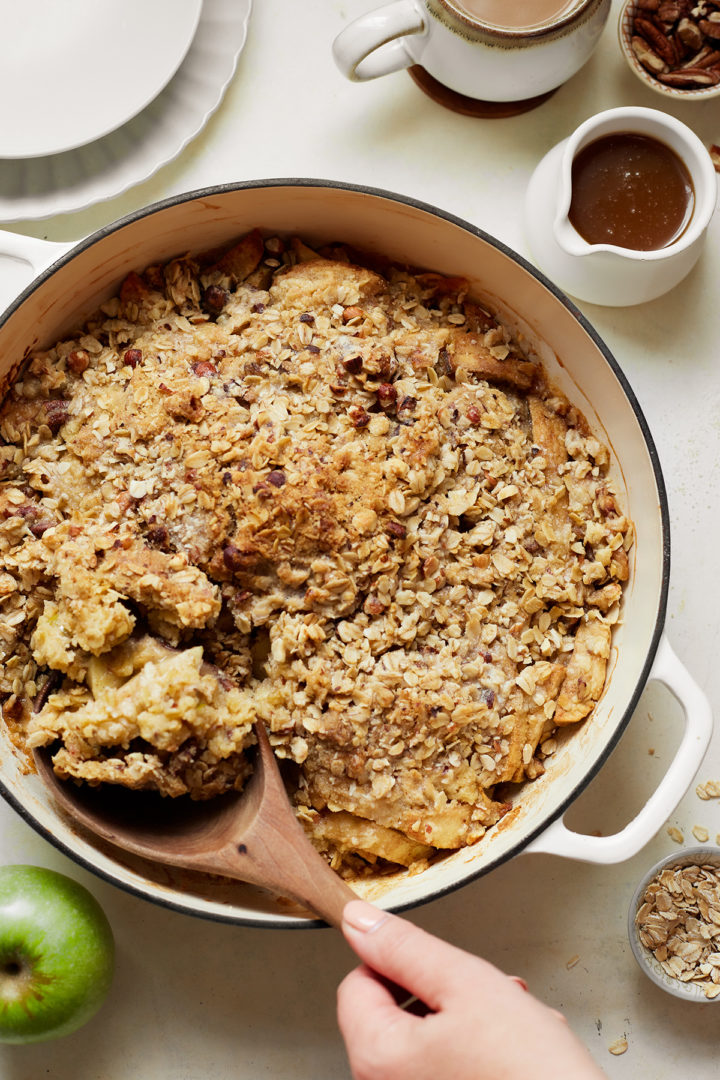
[1,1,719,1076]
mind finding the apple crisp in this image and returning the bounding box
[0,230,632,873]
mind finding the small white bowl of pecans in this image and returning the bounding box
[619,0,720,100]
[629,847,720,1002]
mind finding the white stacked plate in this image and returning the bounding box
[0,0,252,220]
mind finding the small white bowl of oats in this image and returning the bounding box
[629,847,720,1002]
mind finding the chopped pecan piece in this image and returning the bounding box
[377,383,397,409]
[348,405,370,428]
[192,360,218,378]
[202,285,228,316]
[342,355,363,375]
[123,348,143,368]
[66,349,90,376]
[43,399,69,435]
[223,543,247,574]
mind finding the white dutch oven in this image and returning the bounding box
[0,181,712,926]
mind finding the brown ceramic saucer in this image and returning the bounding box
[408,65,556,117]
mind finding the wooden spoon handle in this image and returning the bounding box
[221,821,358,927]
[217,822,431,1011]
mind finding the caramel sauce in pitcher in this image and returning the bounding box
[568,132,694,251]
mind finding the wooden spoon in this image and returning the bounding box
[34,721,430,1012]
[33,721,356,927]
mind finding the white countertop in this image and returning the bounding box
[1,2,719,1076]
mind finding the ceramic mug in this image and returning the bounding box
[524,106,719,306]
[332,0,611,102]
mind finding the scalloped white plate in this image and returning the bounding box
[0,0,252,221]
[0,0,203,159]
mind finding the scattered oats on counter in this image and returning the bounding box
[636,861,720,999]
[0,229,632,875]
[693,825,710,843]
[697,780,720,800]
[608,1038,628,1056]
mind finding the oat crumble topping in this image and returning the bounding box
[0,231,632,873]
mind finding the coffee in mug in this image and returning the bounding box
[451,0,579,30]
[332,0,611,103]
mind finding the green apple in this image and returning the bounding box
[0,864,115,1044]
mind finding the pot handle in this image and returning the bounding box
[525,635,713,864]
[0,230,74,317]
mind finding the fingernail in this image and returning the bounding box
[343,899,390,933]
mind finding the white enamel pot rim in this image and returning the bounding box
[0,179,711,928]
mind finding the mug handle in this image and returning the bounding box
[332,0,426,82]
[525,635,713,864]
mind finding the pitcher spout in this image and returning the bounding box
[553,215,593,258]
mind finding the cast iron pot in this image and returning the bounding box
[0,180,711,926]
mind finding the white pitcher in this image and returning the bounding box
[524,106,718,307]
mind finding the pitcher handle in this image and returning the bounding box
[525,636,712,864]
[332,0,426,82]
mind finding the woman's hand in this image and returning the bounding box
[337,900,607,1080]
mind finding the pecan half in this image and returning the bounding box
[635,15,677,61]
[660,67,720,83]
[699,17,720,41]
[632,34,669,71]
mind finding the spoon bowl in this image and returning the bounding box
[33,722,356,928]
